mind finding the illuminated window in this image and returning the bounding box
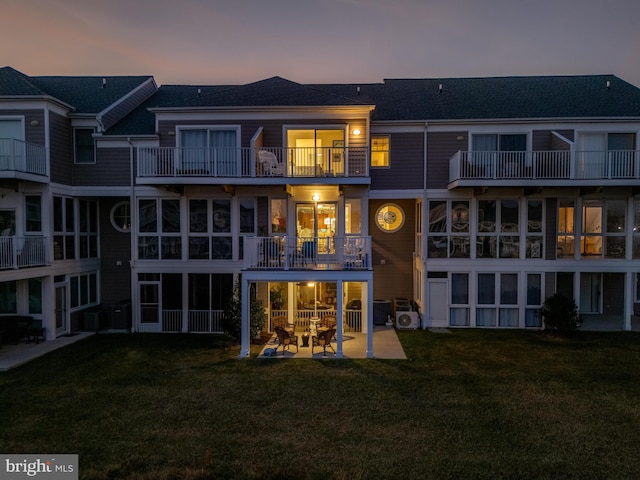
[371,135,389,167]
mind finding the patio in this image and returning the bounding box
[0,332,94,371]
[257,325,407,359]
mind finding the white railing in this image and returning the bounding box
[0,236,48,270]
[162,310,183,332]
[188,310,224,333]
[244,235,371,270]
[270,309,361,332]
[137,146,368,179]
[0,138,47,176]
[450,150,640,182]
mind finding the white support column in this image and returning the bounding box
[624,271,633,331]
[336,281,344,358]
[182,273,188,333]
[42,275,54,341]
[366,279,374,358]
[239,277,250,358]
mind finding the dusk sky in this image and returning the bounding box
[3,0,640,87]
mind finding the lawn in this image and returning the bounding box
[2,330,640,479]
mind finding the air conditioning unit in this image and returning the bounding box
[396,311,420,329]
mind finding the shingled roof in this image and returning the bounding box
[0,67,48,96]
[312,75,640,121]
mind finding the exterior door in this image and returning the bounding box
[55,284,68,336]
[0,119,24,170]
[139,281,161,332]
[296,203,337,255]
[427,279,448,328]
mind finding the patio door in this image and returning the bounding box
[139,281,161,332]
[427,279,448,328]
[0,119,24,170]
[296,203,337,255]
[55,284,68,336]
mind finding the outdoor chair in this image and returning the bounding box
[274,326,298,354]
[272,316,294,337]
[257,150,285,176]
[312,327,336,356]
[318,315,337,337]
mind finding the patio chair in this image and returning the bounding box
[318,315,337,336]
[272,316,294,337]
[257,150,285,176]
[274,326,298,354]
[312,327,336,356]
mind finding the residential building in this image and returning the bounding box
[2,67,639,357]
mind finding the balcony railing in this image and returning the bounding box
[449,150,640,183]
[0,138,47,176]
[244,235,371,270]
[137,146,368,179]
[0,236,48,270]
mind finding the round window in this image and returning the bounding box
[110,201,131,232]
[375,203,405,233]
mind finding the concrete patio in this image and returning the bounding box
[257,325,407,359]
[0,332,95,371]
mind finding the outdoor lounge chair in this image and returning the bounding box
[312,327,336,356]
[274,326,298,354]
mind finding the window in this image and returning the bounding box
[634,199,640,259]
[345,199,361,235]
[450,273,470,326]
[371,135,389,167]
[375,203,404,233]
[79,200,98,258]
[477,200,520,259]
[28,277,42,315]
[187,199,234,260]
[476,272,520,327]
[428,200,470,259]
[0,280,17,313]
[180,128,239,176]
[54,196,75,260]
[239,199,256,259]
[526,200,544,258]
[25,196,41,232]
[525,274,542,327]
[471,134,527,176]
[212,199,231,259]
[110,201,131,232]
[74,128,95,164]
[557,201,575,258]
[271,199,287,234]
[70,273,98,309]
[581,199,625,258]
[138,199,182,260]
[580,133,636,178]
[286,128,345,176]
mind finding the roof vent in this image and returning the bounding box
[102,78,107,88]
[606,80,611,90]
[438,83,443,93]
[356,86,360,95]
[197,88,202,96]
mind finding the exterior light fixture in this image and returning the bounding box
[352,129,361,136]
[312,194,320,202]
[30,120,40,126]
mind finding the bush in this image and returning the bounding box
[222,276,267,341]
[540,293,581,334]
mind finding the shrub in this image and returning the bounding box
[222,276,267,341]
[540,293,581,334]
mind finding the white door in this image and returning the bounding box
[427,280,448,328]
[580,134,607,178]
[139,281,161,332]
[0,119,24,170]
[55,284,68,336]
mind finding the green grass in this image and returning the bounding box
[2,330,640,479]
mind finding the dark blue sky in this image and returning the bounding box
[3,0,640,87]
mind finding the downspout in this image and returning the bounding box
[422,122,428,328]
[128,138,137,332]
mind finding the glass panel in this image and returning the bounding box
[451,273,469,304]
[526,274,542,305]
[499,308,519,327]
[189,274,210,310]
[501,200,519,232]
[499,134,526,151]
[28,278,42,314]
[70,276,79,308]
[451,201,469,232]
[499,235,519,258]
[25,196,41,232]
[75,128,95,163]
[476,308,496,326]
[580,273,601,313]
[500,274,518,304]
[189,237,209,259]
[606,200,626,233]
[0,281,17,313]
[345,199,361,234]
[608,133,635,150]
[189,200,208,233]
[371,135,390,167]
[528,200,543,232]
[65,198,74,232]
[213,200,231,233]
[138,236,158,259]
[54,197,63,232]
[582,202,602,234]
[478,273,495,304]
[240,199,255,234]
[0,210,15,236]
[478,200,496,232]
[161,237,181,259]
[272,199,287,234]
[162,199,180,233]
[139,199,157,232]
[296,204,315,238]
[525,309,541,327]
[162,274,182,309]
[429,201,447,232]
[211,237,232,259]
[211,274,233,310]
[557,272,574,300]
[450,308,469,326]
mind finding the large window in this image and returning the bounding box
[271,199,287,234]
[450,273,469,326]
[70,273,98,309]
[187,198,234,260]
[371,135,390,167]
[581,200,626,258]
[79,200,98,258]
[557,201,575,258]
[526,200,544,258]
[286,128,345,176]
[477,200,520,259]
[54,196,75,260]
[580,133,636,178]
[525,274,542,327]
[428,200,470,258]
[74,128,95,164]
[471,133,527,176]
[138,199,182,260]
[239,199,256,259]
[25,196,41,232]
[180,128,239,176]
[476,272,519,327]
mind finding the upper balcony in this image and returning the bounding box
[0,236,48,270]
[136,146,369,185]
[243,235,371,271]
[0,138,48,182]
[449,150,640,189]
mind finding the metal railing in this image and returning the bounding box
[244,235,371,270]
[188,310,224,333]
[0,138,47,176]
[450,150,640,181]
[137,146,368,179]
[0,236,48,270]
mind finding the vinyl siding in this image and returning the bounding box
[49,111,73,185]
[74,147,131,186]
[0,109,45,145]
[427,131,467,189]
[533,129,574,151]
[99,197,132,305]
[370,132,424,190]
[370,199,415,301]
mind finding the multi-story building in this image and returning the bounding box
[2,67,640,357]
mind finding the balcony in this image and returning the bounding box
[137,146,369,184]
[449,150,640,188]
[243,236,371,271]
[0,138,48,180]
[0,236,48,270]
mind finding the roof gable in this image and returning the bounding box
[0,66,47,96]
